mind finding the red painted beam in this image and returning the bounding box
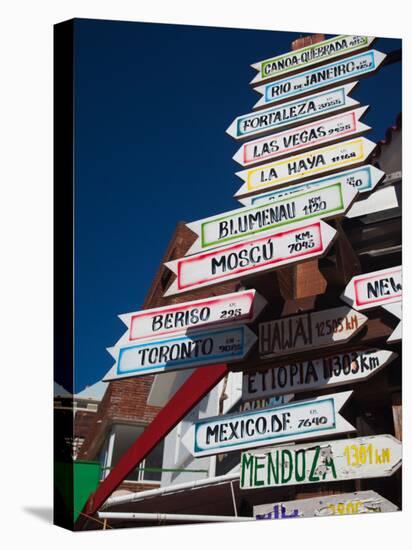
[75,363,229,529]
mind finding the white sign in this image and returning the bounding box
[346,182,401,218]
[259,306,368,358]
[235,138,376,198]
[242,349,396,400]
[383,302,402,343]
[186,181,356,254]
[254,491,398,519]
[254,50,386,108]
[185,391,354,457]
[237,165,384,207]
[117,289,266,342]
[341,266,402,310]
[233,107,369,167]
[103,324,257,380]
[226,83,359,140]
[164,221,336,296]
[251,35,375,85]
[240,434,402,489]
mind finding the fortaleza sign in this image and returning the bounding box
[242,349,397,400]
[103,325,257,380]
[254,50,386,108]
[164,221,336,296]
[238,165,384,207]
[341,266,402,311]
[226,84,359,140]
[259,306,367,358]
[253,491,398,520]
[250,35,375,85]
[184,391,354,457]
[240,434,402,489]
[235,138,376,198]
[186,182,356,254]
[233,107,370,167]
[117,289,266,342]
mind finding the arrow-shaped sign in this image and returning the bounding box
[346,182,401,218]
[242,348,397,400]
[233,107,370,167]
[164,220,336,296]
[183,391,354,457]
[259,306,368,358]
[117,289,266,342]
[383,302,402,343]
[226,83,359,140]
[237,165,384,207]
[235,138,376,198]
[251,35,375,86]
[254,50,386,108]
[103,324,257,381]
[341,266,402,311]
[240,434,401,489]
[186,181,356,254]
[254,491,398,519]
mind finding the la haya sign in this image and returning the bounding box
[259,306,367,358]
[254,50,386,108]
[341,266,402,311]
[242,349,396,400]
[240,434,401,489]
[164,221,336,296]
[184,391,354,457]
[226,84,359,140]
[186,182,356,254]
[233,107,370,167]
[235,138,376,198]
[250,35,375,85]
[103,324,257,380]
[238,165,384,207]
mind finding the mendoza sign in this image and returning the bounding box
[254,50,386,108]
[342,266,402,311]
[184,391,354,457]
[251,35,375,85]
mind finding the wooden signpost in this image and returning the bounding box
[253,491,398,519]
[253,50,386,108]
[341,266,402,311]
[240,434,402,489]
[103,325,257,380]
[250,35,375,85]
[242,349,397,400]
[259,306,368,358]
[235,138,376,198]
[226,83,359,140]
[232,107,370,167]
[237,165,384,206]
[164,221,336,296]
[117,289,266,341]
[186,181,356,254]
[183,391,354,457]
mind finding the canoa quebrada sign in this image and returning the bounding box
[240,434,402,489]
[164,221,336,296]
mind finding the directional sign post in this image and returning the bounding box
[240,434,402,489]
[242,349,397,400]
[254,50,386,108]
[235,138,376,198]
[227,84,359,140]
[238,165,384,206]
[183,391,354,457]
[117,289,266,342]
[259,306,368,358]
[251,35,375,86]
[233,107,370,167]
[103,325,257,380]
[254,491,398,519]
[341,266,402,311]
[164,220,336,296]
[186,182,356,254]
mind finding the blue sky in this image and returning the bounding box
[71,19,401,391]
